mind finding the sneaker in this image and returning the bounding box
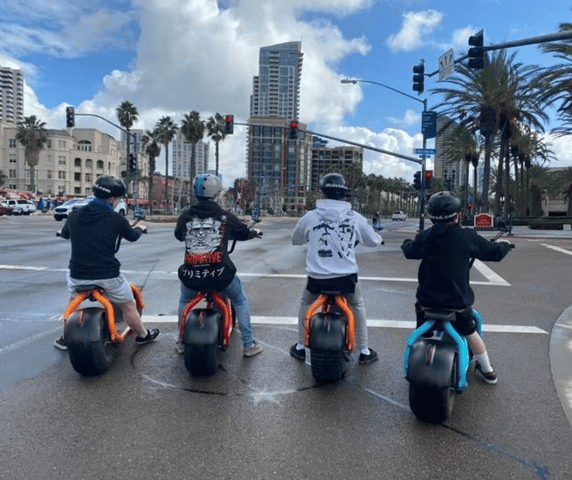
[475,362,498,384]
[54,336,68,351]
[243,341,263,357]
[289,343,306,361]
[175,340,185,354]
[135,328,160,345]
[359,348,378,365]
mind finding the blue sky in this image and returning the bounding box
[1,0,571,186]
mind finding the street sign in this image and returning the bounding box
[422,111,437,139]
[415,148,437,156]
[439,48,455,80]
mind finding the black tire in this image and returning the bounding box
[184,343,218,376]
[68,333,115,377]
[408,356,457,423]
[310,348,345,384]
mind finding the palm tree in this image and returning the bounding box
[116,101,139,198]
[180,111,205,192]
[206,113,227,176]
[433,50,548,215]
[155,116,178,213]
[15,116,48,192]
[140,129,162,213]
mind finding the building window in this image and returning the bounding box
[9,139,16,148]
[85,173,92,183]
[58,156,66,165]
[47,155,53,165]
[47,170,52,179]
[58,171,66,180]
[9,169,16,178]
[9,154,16,163]
[74,158,82,167]
[86,159,93,168]
[58,140,67,149]
[96,160,104,169]
[74,172,81,181]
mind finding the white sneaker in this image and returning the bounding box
[175,341,185,354]
[243,341,263,357]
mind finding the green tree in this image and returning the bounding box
[206,113,227,176]
[0,170,7,186]
[15,116,48,192]
[116,101,139,197]
[155,116,178,213]
[181,111,205,192]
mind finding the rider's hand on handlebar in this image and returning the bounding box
[253,229,263,238]
[137,223,148,233]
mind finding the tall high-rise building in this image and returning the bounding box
[171,129,209,180]
[247,42,310,214]
[250,42,303,120]
[434,114,467,191]
[0,67,24,125]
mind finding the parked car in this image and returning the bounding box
[2,199,36,215]
[53,196,127,221]
[391,210,407,221]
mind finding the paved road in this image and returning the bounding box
[1,214,572,479]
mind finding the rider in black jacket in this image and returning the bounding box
[174,173,263,357]
[54,176,159,350]
[402,191,511,384]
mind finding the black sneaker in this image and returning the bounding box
[54,336,68,351]
[475,362,498,384]
[135,329,160,345]
[290,344,305,361]
[359,348,378,365]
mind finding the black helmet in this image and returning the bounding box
[319,173,349,200]
[92,175,127,199]
[427,191,462,221]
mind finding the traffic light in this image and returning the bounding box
[66,106,75,128]
[468,30,484,69]
[412,63,424,94]
[224,114,234,134]
[128,153,137,173]
[424,170,433,190]
[289,121,299,139]
[413,171,421,190]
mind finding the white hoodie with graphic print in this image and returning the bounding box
[291,199,382,279]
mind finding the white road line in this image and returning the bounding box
[543,244,572,256]
[139,315,547,334]
[0,264,512,286]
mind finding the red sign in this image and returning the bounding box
[474,214,493,228]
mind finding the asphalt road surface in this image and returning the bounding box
[1,214,571,479]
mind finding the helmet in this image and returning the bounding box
[319,173,350,200]
[427,191,462,221]
[92,175,127,199]
[193,174,223,200]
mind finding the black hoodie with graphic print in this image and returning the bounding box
[174,200,257,292]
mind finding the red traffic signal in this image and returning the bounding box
[289,121,298,139]
[224,114,234,134]
[425,170,433,179]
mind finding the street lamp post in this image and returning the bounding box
[341,78,429,231]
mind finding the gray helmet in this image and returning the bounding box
[427,191,462,221]
[319,173,349,200]
[193,173,223,200]
[92,175,127,199]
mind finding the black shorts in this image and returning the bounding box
[415,303,476,336]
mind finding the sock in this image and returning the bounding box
[296,343,305,350]
[475,353,493,373]
[361,348,371,356]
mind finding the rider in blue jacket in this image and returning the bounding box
[402,191,511,384]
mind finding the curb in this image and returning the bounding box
[550,305,572,430]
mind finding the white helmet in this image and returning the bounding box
[193,174,223,200]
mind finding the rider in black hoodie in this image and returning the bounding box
[174,174,263,357]
[54,176,159,350]
[402,191,511,384]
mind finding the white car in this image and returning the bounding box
[2,199,36,215]
[53,196,127,221]
[391,210,407,221]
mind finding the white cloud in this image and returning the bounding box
[386,10,444,53]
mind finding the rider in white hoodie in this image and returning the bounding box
[290,173,382,364]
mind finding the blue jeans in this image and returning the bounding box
[178,275,254,347]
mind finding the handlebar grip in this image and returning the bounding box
[56,231,62,237]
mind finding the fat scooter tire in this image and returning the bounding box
[185,343,218,376]
[408,355,457,423]
[67,312,115,377]
[310,349,345,384]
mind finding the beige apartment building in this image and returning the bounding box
[0,122,148,199]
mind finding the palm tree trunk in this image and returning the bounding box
[503,139,511,217]
[165,146,170,214]
[482,134,493,213]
